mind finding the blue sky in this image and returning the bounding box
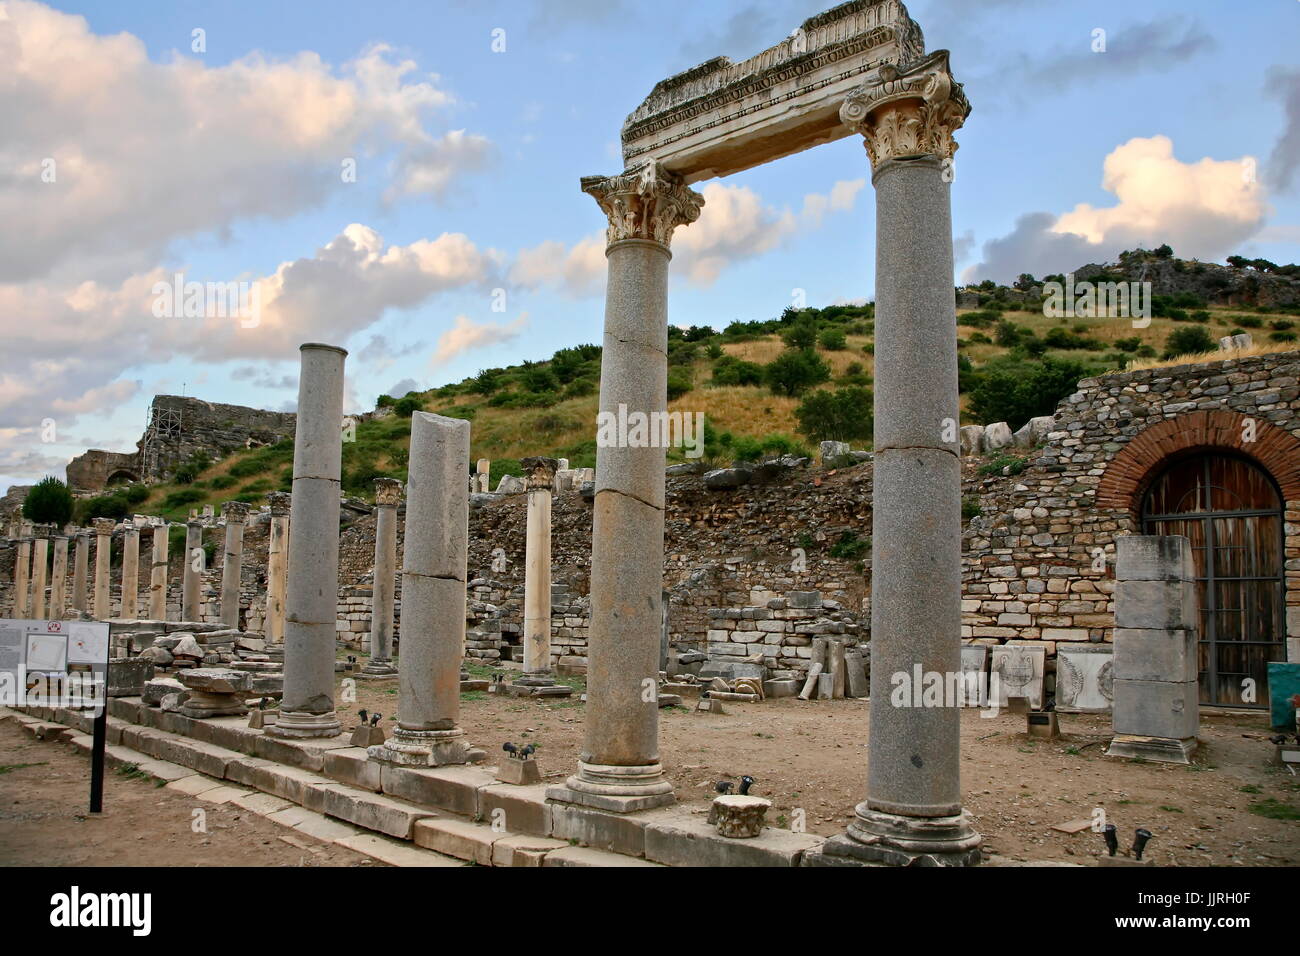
[2,0,1297,494]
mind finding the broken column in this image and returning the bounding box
[1108,535,1200,764]
[119,525,140,619]
[218,501,250,628]
[267,343,347,739]
[476,458,491,493]
[13,536,30,617]
[92,518,114,620]
[264,492,290,643]
[29,527,49,619]
[370,411,476,766]
[818,53,981,865]
[50,534,68,619]
[71,531,89,614]
[519,456,560,687]
[181,518,203,622]
[359,478,401,680]
[548,163,702,812]
[149,522,169,621]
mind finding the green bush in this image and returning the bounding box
[818,328,847,350]
[764,350,831,396]
[979,454,1029,477]
[794,386,873,443]
[162,487,205,510]
[394,396,423,417]
[967,356,1090,430]
[780,317,819,350]
[829,531,870,559]
[1162,325,1216,359]
[667,370,694,400]
[210,474,236,489]
[23,476,74,526]
[76,493,130,523]
[376,394,396,408]
[711,355,765,387]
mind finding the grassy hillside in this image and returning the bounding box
[75,277,1299,523]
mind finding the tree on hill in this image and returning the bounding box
[967,357,1090,430]
[765,349,831,396]
[795,386,873,443]
[23,476,74,527]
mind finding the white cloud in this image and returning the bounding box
[431,313,529,367]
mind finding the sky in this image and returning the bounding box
[2,0,1298,495]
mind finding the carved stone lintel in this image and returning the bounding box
[520,456,559,492]
[839,50,970,170]
[373,477,403,508]
[581,162,705,249]
[266,491,291,517]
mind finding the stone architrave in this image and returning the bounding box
[359,479,401,679]
[92,518,114,620]
[817,50,981,867]
[218,501,250,628]
[547,162,703,814]
[71,531,90,614]
[1056,643,1114,713]
[264,493,290,643]
[181,519,203,622]
[13,537,30,617]
[369,412,477,766]
[119,526,139,619]
[149,523,169,621]
[520,457,558,684]
[266,344,347,740]
[29,528,49,619]
[1108,535,1200,763]
[50,535,69,619]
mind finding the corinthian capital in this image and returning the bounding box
[520,456,558,492]
[840,50,971,170]
[581,162,704,248]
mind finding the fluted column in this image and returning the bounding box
[119,526,139,619]
[520,456,558,682]
[369,412,475,766]
[72,531,89,613]
[548,162,702,812]
[149,522,169,620]
[50,535,68,619]
[219,502,250,628]
[182,519,203,622]
[13,536,31,617]
[360,479,401,679]
[268,343,346,739]
[29,527,49,619]
[92,518,114,620]
[819,51,980,866]
[264,493,290,643]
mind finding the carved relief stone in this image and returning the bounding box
[581,163,705,249]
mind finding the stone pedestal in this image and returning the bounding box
[177,667,252,719]
[369,411,477,767]
[219,501,250,628]
[359,478,401,680]
[267,344,347,740]
[816,53,981,867]
[149,523,169,621]
[50,535,68,619]
[120,527,139,619]
[497,758,542,786]
[92,519,114,620]
[711,795,771,838]
[13,537,30,617]
[71,532,89,614]
[264,493,290,644]
[29,529,49,619]
[548,163,702,814]
[181,519,203,622]
[475,458,491,494]
[1107,535,1199,764]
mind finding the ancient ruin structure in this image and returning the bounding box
[182,518,203,622]
[92,517,113,619]
[219,502,250,628]
[264,492,290,644]
[359,478,400,679]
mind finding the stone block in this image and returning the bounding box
[1115,580,1197,630]
[380,764,495,817]
[1055,644,1114,713]
[313,783,436,839]
[1112,679,1199,740]
[541,846,663,867]
[1115,535,1193,582]
[412,818,498,865]
[1112,628,1198,683]
[549,803,656,857]
[644,810,822,866]
[491,833,568,867]
[479,783,552,837]
[323,747,383,792]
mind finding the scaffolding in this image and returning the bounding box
[139,401,183,482]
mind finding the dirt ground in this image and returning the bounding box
[350,662,1300,866]
[0,719,376,867]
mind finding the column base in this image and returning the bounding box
[1106,734,1197,764]
[547,760,675,813]
[177,690,247,720]
[367,727,483,767]
[263,709,341,739]
[810,805,982,867]
[357,658,399,681]
[502,674,573,698]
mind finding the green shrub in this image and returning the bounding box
[162,488,205,510]
[210,474,236,490]
[764,350,831,396]
[818,328,847,351]
[794,386,873,443]
[979,454,1029,477]
[394,396,423,417]
[711,355,764,387]
[23,476,75,526]
[376,394,397,408]
[667,370,694,400]
[780,317,819,350]
[1162,325,1216,359]
[967,356,1090,430]
[829,531,870,559]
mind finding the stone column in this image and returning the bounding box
[92,518,114,620]
[818,52,980,866]
[219,502,250,629]
[548,162,702,812]
[72,532,89,614]
[182,519,204,622]
[29,528,49,619]
[370,411,475,766]
[359,478,401,679]
[13,537,31,617]
[149,523,169,621]
[50,535,68,619]
[520,456,558,683]
[1108,535,1200,763]
[267,343,347,740]
[119,526,140,620]
[476,458,491,493]
[264,492,290,643]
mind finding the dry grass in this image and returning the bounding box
[1121,340,1299,373]
[673,384,800,438]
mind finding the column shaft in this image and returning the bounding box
[360,478,400,679]
[219,504,248,628]
[72,533,89,613]
[119,528,139,619]
[149,524,169,620]
[50,536,68,619]
[521,457,557,680]
[30,535,48,619]
[92,522,113,620]
[265,493,290,643]
[182,520,203,622]
[14,539,30,617]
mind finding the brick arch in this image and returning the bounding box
[1097,409,1300,513]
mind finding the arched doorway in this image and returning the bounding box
[1140,453,1286,708]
